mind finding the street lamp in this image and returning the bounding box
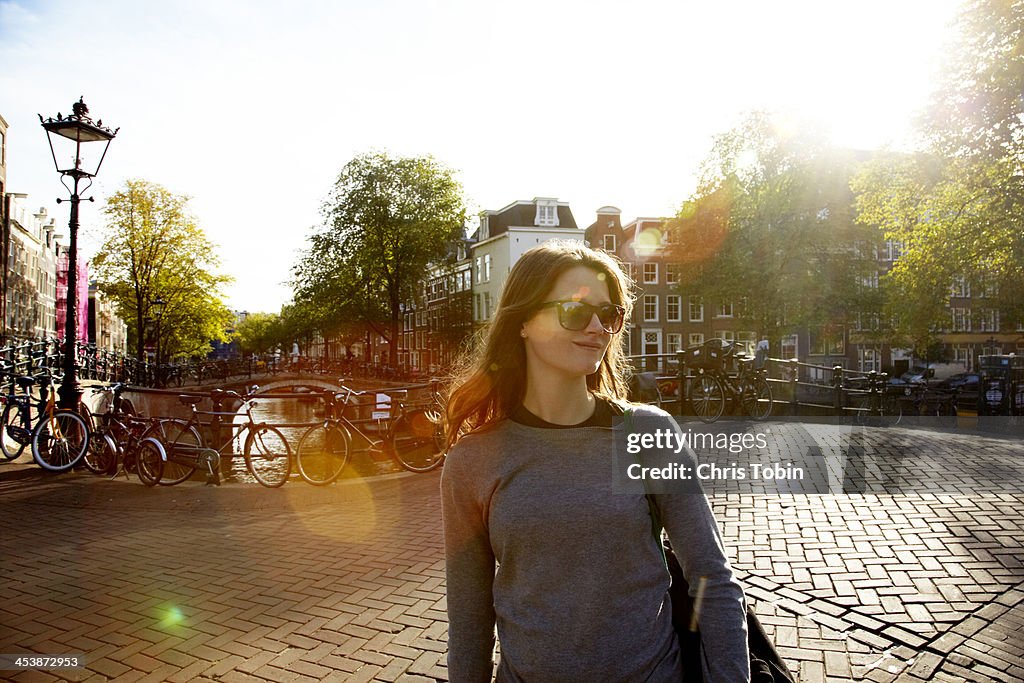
[151,296,166,365]
[40,97,118,409]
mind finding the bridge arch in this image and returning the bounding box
[249,377,341,395]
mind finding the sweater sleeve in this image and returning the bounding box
[440,446,496,683]
[644,408,750,682]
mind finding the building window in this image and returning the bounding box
[979,308,999,332]
[688,333,704,347]
[643,263,658,284]
[859,271,879,289]
[884,240,903,261]
[781,334,798,360]
[950,276,970,298]
[859,347,880,373]
[475,257,482,285]
[483,292,492,320]
[535,201,559,227]
[666,295,681,322]
[716,301,733,318]
[602,234,617,252]
[953,346,970,369]
[809,327,845,355]
[667,333,682,354]
[666,264,680,285]
[737,331,757,354]
[483,254,491,283]
[951,307,971,332]
[979,274,998,298]
[643,295,658,322]
[714,330,735,343]
[688,297,703,322]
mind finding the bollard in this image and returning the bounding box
[676,349,688,414]
[789,358,799,416]
[832,365,844,413]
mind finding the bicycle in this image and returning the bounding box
[849,372,903,426]
[295,381,445,485]
[147,388,291,487]
[84,384,164,486]
[686,340,773,423]
[0,368,90,472]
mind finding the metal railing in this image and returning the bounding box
[626,351,964,419]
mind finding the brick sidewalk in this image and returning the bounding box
[0,422,1022,682]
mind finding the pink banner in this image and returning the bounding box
[55,251,89,343]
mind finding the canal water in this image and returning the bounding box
[220,394,402,485]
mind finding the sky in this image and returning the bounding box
[0,0,962,313]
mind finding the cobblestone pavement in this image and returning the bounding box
[0,422,1021,682]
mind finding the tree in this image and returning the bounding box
[854,0,1024,337]
[91,179,234,361]
[235,312,281,355]
[669,112,873,347]
[292,152,467,366]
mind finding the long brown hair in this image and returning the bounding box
[445,240,634,447]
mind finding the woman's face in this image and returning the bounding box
[521,265,615,382]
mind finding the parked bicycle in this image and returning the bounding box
[0,366,90,472]
[84,383,164,486]
[685,339,773,423]
[146,388,291,487]
[295,381,445,485]
[846,372,905,426]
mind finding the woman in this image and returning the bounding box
[441,240,749,682]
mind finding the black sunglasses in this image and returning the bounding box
[538,300,626,334]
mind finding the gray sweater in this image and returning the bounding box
[441,404,750,682]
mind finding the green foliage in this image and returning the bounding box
[291,152,467,364]
[235,312,281,355]
[853,0,1024,341]
[91,179,234,361]
[670,112,873,345]
[925,0,1024,165]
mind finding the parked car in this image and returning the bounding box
[935,372,981,409]
[937,372,980,390]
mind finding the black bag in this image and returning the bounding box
[621,406,794,682]
[658,532,796,683]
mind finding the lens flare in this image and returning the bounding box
[160,606,184,628]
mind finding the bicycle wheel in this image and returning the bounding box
[387,408,445,473]
[84,432,117,475]
[881,395,903,426]
[296,424,350,485]
[740,375,773,420]
[0,403,27,460]
[244,425,292,488]
[690,374,726,423]
[135,437,165,486]
[143,419,201,485]
[31,410,90,472]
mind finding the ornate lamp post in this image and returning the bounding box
[40,97,118,409]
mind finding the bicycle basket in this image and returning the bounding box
[686,344,725,370]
